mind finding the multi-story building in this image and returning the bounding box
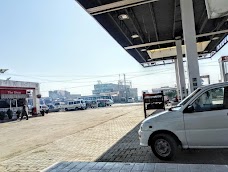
[49,90,70,99]
[92,83,138,102]
[69,94,81,99]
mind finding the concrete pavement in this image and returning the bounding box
[42,162,228,172]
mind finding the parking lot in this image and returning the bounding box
[1,104,228,172]
[0,105,144,172]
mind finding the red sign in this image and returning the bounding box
[0,89,27,95]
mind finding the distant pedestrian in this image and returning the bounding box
[20,104,28,120]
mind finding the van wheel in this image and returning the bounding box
[65,108,68,111]
[151,134,177,160]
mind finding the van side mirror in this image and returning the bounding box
[184,105,194,113]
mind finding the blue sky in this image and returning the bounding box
[0,0,226,96]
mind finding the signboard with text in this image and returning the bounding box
[143,92,165,118]
[0,89,28,99]
[0,89,27,95]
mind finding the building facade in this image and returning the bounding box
[49,90,70,99]
[92,83,138,102]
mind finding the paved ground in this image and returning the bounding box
[112,103,142,107]
[0,105,144,172]
[43,162,228,172]
[96,123,228,164]
[1,104,228,172]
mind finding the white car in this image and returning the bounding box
[139,82,228,160]
[105,99,114,106]
[128,97,135,103]
[40,104,49,113]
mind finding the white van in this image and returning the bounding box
[64,100,86,111]
[54,102,65,110]
[64,101,76,111]
[139,82,228,160]
[74,100,86,110]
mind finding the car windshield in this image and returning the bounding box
[178,88,201,106]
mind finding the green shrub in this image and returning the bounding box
[0,111,5,120]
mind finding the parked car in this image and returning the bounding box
[85,100,98,108]
[97,99,106,107]
[128,97,135,103]
[97,99,113,107]
[47,104,60,112]
[90,100,98,108]
[54,102,65,110]
[40,104,49,114]
[74,99,87,110]
[64,100,86,111]
[105,99,114,106]
[64,101,76,111]
[138,82,228,160]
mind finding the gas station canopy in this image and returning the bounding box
[76,0,228,66]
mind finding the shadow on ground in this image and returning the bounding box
[96,122,228,165]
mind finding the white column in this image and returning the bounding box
[176,39,187,100]
[32,87,40,114]
[180,0,201,93]
[220,62,225,82]
[9,99,12,110]
[219,59,226,82]
[175,59,180,100]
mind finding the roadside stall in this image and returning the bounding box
[0,80,40,120]
[143,92,165,118]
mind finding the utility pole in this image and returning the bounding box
[118,74,120,102]
[124,74,127,102]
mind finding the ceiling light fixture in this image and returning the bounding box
[131,34,139,39]
[212,37,219,40]
[141,49,147,52]
[118,14,129,20]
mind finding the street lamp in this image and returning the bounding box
[0,69,8,74]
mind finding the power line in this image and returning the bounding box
[5,67,174,84]
[4,60,218,85]
[40,79,121,92]
[40,70,176,93]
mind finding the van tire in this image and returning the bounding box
[151,134,177,161]
[65,108,68,111]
